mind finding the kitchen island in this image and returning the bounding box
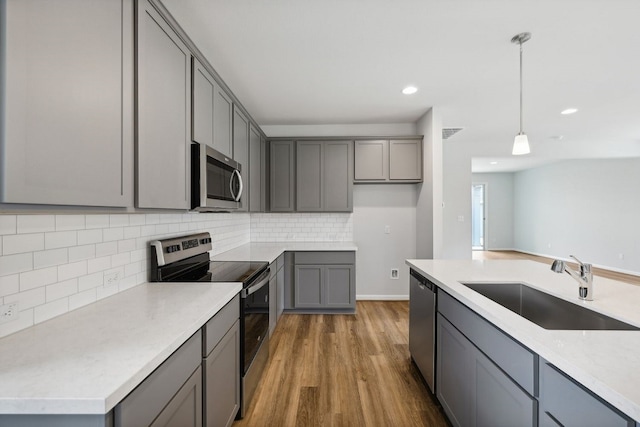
[406,259,640,424]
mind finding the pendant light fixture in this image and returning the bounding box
[511,32,531,155]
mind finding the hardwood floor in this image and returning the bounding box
[473,250,640,286]
[234,301,448,427]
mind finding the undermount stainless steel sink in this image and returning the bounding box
[460,282,639,331]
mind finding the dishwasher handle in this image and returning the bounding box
[410,269,434,291]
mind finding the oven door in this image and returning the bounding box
[241,268,270,374]
[191,143,243,211]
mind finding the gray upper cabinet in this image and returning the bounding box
[191,57,214,147]
[270,141,295,212]
[296,140,353,212]
[213,82,233,158]
[0,0,133,207]
[136,0,191,209]
[233,106,249,211]
[354,139,422,183]
[249,124,264,212]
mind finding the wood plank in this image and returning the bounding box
[234,301,448,426]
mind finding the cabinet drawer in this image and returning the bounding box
[294,251,355,265]
[116,330,202,427]
[438,291,537,395]
[203,295,239,356]
[540,361,634,427]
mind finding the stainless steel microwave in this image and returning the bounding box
[191,143,243,211]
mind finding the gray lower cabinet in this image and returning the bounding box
[136,0,191,209]
[354,139,422,183]
[437,291,537,427]
[202,295,240,427]
[270,141,296,212]
[539,359,634,427]
[268,263,277,336]
[0,0,133,207]
[276,254,285,322]
[233,106,250,211]
[296,140,353,212]
[290,252,355,312]
[115,331,203,427]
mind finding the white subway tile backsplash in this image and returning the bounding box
[103,227,124,242]
[3,233,44,255]
[77,229,103,245]
[251,213,353,242]
[0,253,33,277]
[45,231,77,249]
[19,267,58,292]
[0,275,19,298]
[68,245,96,262]
[4,287,46,310]
[34,298,68,323]
[85,215,109,229]
[17,215,55,233]
[55,215,86,231]
[69,288,97,311]
[0,216,17,235]
[58,261,87,281]
[0,211,250,338]
[46,279,78,302]
[34,248,69,269]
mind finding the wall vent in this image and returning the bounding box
[442,127,463,140]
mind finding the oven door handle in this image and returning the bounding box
[240,269,270,298]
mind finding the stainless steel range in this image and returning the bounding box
[150,232,269,419]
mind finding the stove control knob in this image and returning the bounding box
[166,244,180,253]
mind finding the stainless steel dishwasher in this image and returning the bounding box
[409,268,436,393]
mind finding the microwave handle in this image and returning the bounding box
[230,169,243,202]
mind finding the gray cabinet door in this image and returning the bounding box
[539,361,634,427]
[294,265,324,308]
[136,0,190,209]
[151,366,203,427]
[233,106,249,211]
[437,314,472,427]
[325,265,354,307]
[276,258,285,322]
[213,84,233,158]
[354,140,388,180]
[473,347,536,427]
[270,141,295,212]
[389,139,422,180]
[249,124,263,212]
[296,141,323,211]
[269,266,277,337]
[1,0,133,207]
[324,141,353,212]
[192,58,214,147]
[204,321,240,427]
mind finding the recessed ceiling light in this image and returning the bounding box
[561,108,578,115]
[549,135,564,140]
[402,86,418,95]
[490,161,498,165]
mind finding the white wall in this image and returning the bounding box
[514,158,640,274]
[472,173,514,250]
[353,185,417,299]
[441,141,472,259]
[0,212,250,338]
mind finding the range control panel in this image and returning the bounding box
[150,232,213,266]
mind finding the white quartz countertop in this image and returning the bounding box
[212,241,358,264]
[406,259,640,422]
[0,282,241,415]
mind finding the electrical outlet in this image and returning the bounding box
[104,271,122,286]
[384,225,391,234]
[618,253,625,260]
[390,269,399,279]
[0,302,18,324]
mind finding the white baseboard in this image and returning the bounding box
[356,295,409,301]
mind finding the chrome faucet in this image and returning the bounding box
[551,255,593,301]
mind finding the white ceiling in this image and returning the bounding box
[163,0,640,172]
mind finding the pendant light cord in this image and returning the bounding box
[519,41,524,134]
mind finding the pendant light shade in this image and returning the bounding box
[511,32,531,156]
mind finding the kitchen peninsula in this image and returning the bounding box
[406,259,640,426]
